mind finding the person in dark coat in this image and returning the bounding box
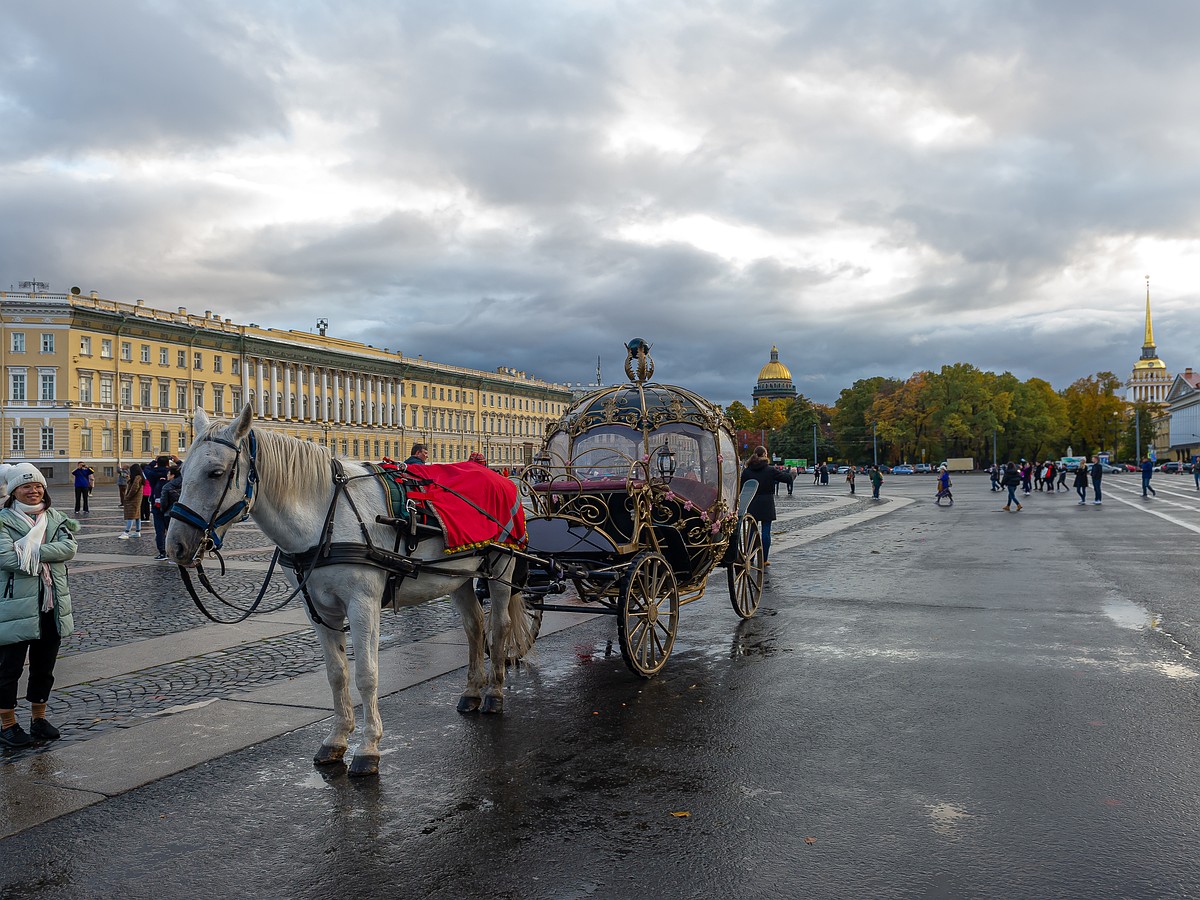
[1001,462,1023,512]
[142,456,171,559]
[404,443,429,466]
[740,446,790,566]
[1073,462,1089,505]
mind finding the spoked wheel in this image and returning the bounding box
[483,595,544,664]
[726,515,764,619]
[617,551,680,677]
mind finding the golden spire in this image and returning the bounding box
[1144,274,1155,349]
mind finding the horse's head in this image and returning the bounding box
[166,403,256,567]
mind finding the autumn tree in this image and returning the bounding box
[724,400,752,430]
[1062,372,1124,457]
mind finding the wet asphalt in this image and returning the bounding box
[4,474,1200,899]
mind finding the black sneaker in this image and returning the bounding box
[153,553,168,561]
[29,718,60,741]
[0,722,32,748]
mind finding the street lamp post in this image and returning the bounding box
[812,423,817,469]
[872,423,877,467]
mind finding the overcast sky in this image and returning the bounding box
[3,1,1199,406]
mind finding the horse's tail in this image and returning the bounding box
[504,557,536,661]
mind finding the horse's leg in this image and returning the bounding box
[346,589,383,777]
[452,580,486,713]
[311,614,354,767]
[481,560,513,714]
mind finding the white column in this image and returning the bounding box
[388,380,397,427]
[283,364,293,419]
[308,367,317,421]
[367,377,376,426]
[241,359,251,414]
[268,363,278,417]
[255,360,264,415]
[323,370,332,422]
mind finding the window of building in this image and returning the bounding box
[178,431,187,451]
[9,372,25,401]
[177,350,186,368]
[194,351,203,370]
[120,381,132,406]
[81,428,92,452]
[101,339,112,359]
[102,428,112,452]
[159,347,169,366]
[79,336,91,356]
[177,385,187,409]
[423,385,429,399]
[140,381,151,407]
[213,356,222,374]
[120,341,132,361]
[41,427,54,452]
[159,431,169,453]
[140,344,150,363]
[341,439,348,456]
[231,358,240,376]
[231,387,242,409]
[353,439,360,456]
[213,387,224,415]
[141,430,151,453]
[121,429,132,453]
[11,427,24,452]
[194,386,204,409]
[79,375,93,404]
[10,333,24,354]
[159,382,169,408]
[40,333,54,353]
[40,373,55,401]
[100,375,113,405]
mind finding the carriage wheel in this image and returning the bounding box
[617,551,680,677]
[726,515,764,619]
[483,596,543,664]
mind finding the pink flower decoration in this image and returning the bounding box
[641,454,650,463]
[717,455,724,462]
[683,500,694,511]
[710,522,721,534]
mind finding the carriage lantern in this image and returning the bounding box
[656,441,676,483]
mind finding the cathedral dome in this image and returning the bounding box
[752,346,797,405]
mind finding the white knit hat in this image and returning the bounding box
[5,462,47,494]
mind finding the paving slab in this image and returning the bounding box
[0,778,108,840]
[7,698,330,799]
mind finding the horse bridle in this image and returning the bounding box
[169,429,259,560]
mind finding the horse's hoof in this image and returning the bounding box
[480,694,504,715]
[348,754,379,777]
[313,745,347,766]
[457,695,482,714]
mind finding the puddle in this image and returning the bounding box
[927,801,974,838]
[1103,596,1153,630]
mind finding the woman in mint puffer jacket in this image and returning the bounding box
[0,463,79,749]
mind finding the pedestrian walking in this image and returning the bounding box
[819,463,829,486]
[143,456,171,558]
[120,464,145,538]
[846,467,856,495]
[740,446,790,566]
[990,465,1000,492]
[70,461,94,513]
[1074,464,1089,504]
[0,463,79,748]
[116,464,129,504]
[1033,463,1044,492]
[935,465,953,505]
[1089,457,1104,505]
[1001,462,1023,512]
[1044,462,1057,493]
[869,465,883,500]
[1194,461,1200,491]
[1057,464,1068,492]
[1021,461,1032,495]
[1141,457,1157,498]
[140,468,152,522]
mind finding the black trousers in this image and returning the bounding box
[74,486,90,512]
[0,608,60,708]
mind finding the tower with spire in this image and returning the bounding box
[1126,275,1171,405]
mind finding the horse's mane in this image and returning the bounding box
[204,419,335,496]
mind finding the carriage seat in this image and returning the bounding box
[666,475,718,511]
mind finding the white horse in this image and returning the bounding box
[166,405,534,777]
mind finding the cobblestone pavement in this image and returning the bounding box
[1,485,875,765]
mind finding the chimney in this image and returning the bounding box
[136,299,144,307]
[178,307,187,316]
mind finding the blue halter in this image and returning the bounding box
[168,429,259,551]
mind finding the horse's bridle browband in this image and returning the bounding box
[168,429,259,555]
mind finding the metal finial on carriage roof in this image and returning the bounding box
[624,338,654,384]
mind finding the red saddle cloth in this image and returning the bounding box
[403,462,527,553]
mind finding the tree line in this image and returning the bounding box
[724,365,1158,466]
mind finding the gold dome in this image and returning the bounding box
[757,346,792,382]
[1133,357,1166,371]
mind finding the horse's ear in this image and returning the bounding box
[193,407,211,437]
[229,402,254,441]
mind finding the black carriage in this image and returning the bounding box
[516,338,765,676]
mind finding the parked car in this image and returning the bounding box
[878,465,892,474]
[837,466,851,474]
[914,464,932,473]
[1100,464,1124,474]
[892,465,915,475]
[1160,461,1184,474]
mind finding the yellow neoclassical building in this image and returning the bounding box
[1126,277,1171,405]
[0,289,572,486]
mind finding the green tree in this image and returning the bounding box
[1120,402,1158,461]
[1005,378,1070,461]
[833,377,902,462]
[724,400,752,430]
[1062,372,1124,457]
